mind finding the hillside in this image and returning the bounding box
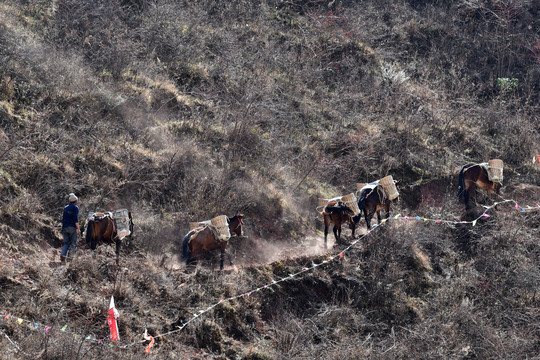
[1,0,539,359]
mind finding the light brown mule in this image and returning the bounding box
[458,164,502,210]
[86,215,119,265]
[182,214,244,270]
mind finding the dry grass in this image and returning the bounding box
[0,0,539,358]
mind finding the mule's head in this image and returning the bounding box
[228,213,244,237]
[492,181,502,194]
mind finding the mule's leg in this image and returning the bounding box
[220,249,225,271]
[350,218,356,239]
[377,210,382,224]
[115,239,121,266]
[332,225,340,245]
[227,250,234,266]
[188,242,201,269]
[464,181,476,210]
[464,185,474,210]
[323,216,330,249]
[365,211,372,230]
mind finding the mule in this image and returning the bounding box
[353,187,391,230]
[458,164,502,210]
[182,214,244,270]
[85,211,134,265]
[323,204,355,248]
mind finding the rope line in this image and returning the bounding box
[2,197,539,352]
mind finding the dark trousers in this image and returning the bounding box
[61,226,77,259]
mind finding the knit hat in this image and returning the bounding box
[68,193,78,203]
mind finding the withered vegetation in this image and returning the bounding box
[1,0,539,358]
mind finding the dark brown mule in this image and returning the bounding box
[353,187,392,230]
[182,214,244,270]
[323,204,355,248]
[458,164,502,210]
[85,212,134,265]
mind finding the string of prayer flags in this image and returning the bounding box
[107,296,120,342]
[4,195,540,353]
[2,311,117,351]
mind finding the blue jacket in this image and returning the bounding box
[62,203,79,229]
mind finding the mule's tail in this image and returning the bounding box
[352,212,362,225]
[353,190,367,224]
[457,164,472,200]
[182,230,196,262]
[85,220,93,249]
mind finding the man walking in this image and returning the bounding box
[61,193,80,262]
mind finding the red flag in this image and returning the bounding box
[144,329,155,353]
[107,296,120,342]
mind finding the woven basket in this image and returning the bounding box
[317,198,340,214]
[356,183,367,191]
[379,175,399,200]
[112,209,129,219]
[487,159,504,182]
[190,220,211,230]
[211,215,230,239]
[211,215,228,227]
[341,193,360,215]
[318,198,330,208]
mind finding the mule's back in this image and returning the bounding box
[324,206,353,225]
[86,215,116,249]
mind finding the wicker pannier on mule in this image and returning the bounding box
[487,159,503,182]
[211,215,231,240]
[341,193,361,215]
[379,175,399,200]
[317,197,340,215]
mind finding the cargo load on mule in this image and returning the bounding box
[356,175,399,202]
[355,175,399,229]
[85,209,134,265]
[87,209,134,241]
[457,159,503,210]
[183,213,244,271]
[189,214,231,241]
[317,193,361,217]
[317,193,360,248]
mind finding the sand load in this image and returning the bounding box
[487,159,504,182]
[190,220,211,230]
[317,197,341,215]
[189,216,230,240]
[379,175,399,200]
[211,215,231,240]
[317,194,360,216]
[356,183,367,192]
[341,193,361,215]
[112,209,132,240]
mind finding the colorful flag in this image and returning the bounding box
[144,329,155,354]
[107,296,120,342]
